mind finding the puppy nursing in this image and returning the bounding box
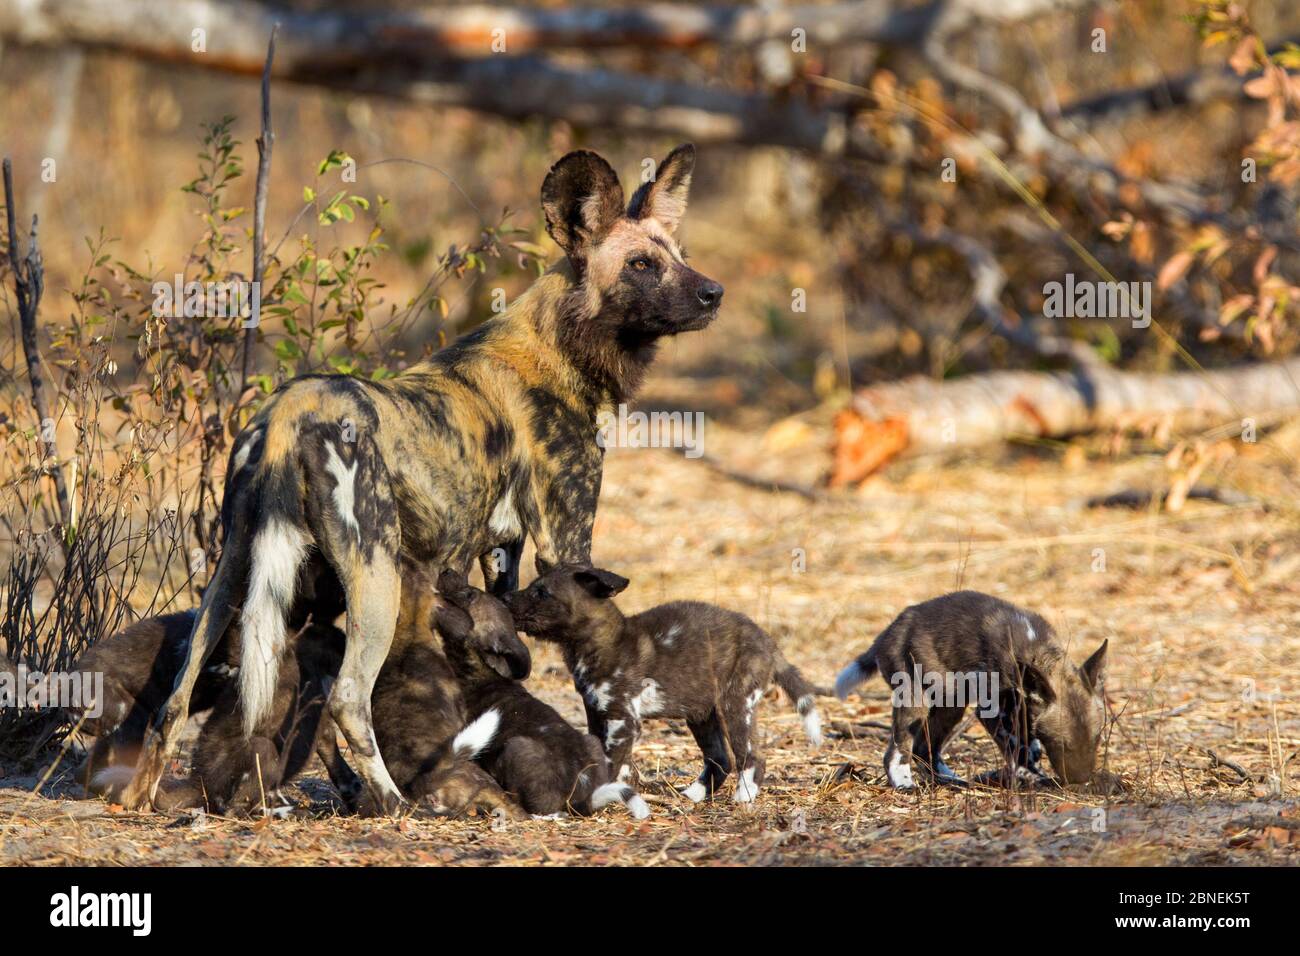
[439,570,650,820]
[835,591,1108,789]
[505,565,827,804]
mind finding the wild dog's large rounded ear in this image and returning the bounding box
[484,633,532,681]
[1017,661,1056,707]
[627,143,695,236]
[573,567,630,599]
[1080,639,1108,694]
[541,150,624,264]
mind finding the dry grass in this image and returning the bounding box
[2,409,1297,866]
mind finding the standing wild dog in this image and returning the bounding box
[120,143,723,811]
[834,591,1109,788]
[439,570,649,820]
[504,566,828,804]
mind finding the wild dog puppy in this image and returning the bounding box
[834,591,1109,789]
[178,623,352,814]
[438,570,650,820]
[66,611,236,789]
[70,613,359,813]
[123,143,724,812]
[504,566,827,805]
[368,565,525,819]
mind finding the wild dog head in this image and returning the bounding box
[436,569,532,681]
[502,564,629,645]
[542,145,723,396]
[1020,640,1108,784]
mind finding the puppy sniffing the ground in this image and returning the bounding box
[504,566,827,804]
[439,570,650,820]
[835,591,1108,789]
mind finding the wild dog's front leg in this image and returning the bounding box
[599,703,641,785]
[684,712,732,802]
[978,704,1050,787]
[480,538,523,595]
[528,449,600,571]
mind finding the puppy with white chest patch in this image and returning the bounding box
[835,591,1109,790]
[438,570,650,820]
[503,565,828,805]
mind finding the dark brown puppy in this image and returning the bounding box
[835,591,1108,788]
[504,566,826,804]
[170,622,354,814]
[439,570,650,820]
[74,614,359,814]
[368,565,524,819]
[67,610,234,788]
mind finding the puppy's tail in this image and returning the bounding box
[773,656,829,748]
[451,709,500,761]
[834,647,879,700]
[590,782,651,820]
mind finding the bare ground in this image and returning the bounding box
[2,414,1298,866]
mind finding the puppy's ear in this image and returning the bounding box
[484,638,532,682]
[1018,661,1057,707]
[436,568,475,609]
[627,143,695,236]
[1080,639,1108,694]
[541,150,624,265]
[434,602,474,641]
[573,567,630,599]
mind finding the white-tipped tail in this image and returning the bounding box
[90,765,136,796]
[797,694,824,747]
[834,660,869,700]
[452,709,500,760]
[239,519,308,736]
[591,782,651,819]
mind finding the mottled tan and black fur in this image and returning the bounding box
[835,591,1108,788]
[121,144,723,812]
[504,566,827,805]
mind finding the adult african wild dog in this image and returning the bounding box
[121,144,723,811]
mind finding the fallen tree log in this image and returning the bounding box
[829,359,1300,486]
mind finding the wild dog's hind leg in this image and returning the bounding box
[884,705,925,790]
[119,549,247,809]
[330,558,404,814]
[912,706,967,785]
[723,688,765,804]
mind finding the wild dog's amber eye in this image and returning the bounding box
[629,257,651,272]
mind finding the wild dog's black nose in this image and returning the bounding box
[697,282,724,308]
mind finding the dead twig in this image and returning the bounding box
[241,24,277,393]
[3,157,71,548]
[1205,748,1256,784]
